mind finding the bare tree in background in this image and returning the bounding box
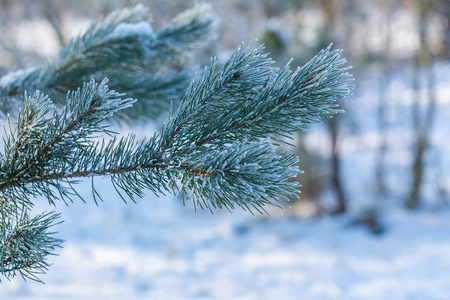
[319,0,349,214]
[435,0,450,58]
[375,0,395,197]
[42,0,65,46]
[406,0,437,209]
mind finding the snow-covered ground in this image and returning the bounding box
[1,192,450,300]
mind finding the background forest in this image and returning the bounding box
[1,0,449,299]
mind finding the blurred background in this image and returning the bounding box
[1,0,450,299]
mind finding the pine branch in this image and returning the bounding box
[159,44,352,157]
[0,79,134,206]
[0,205,62,283]
[0,36,352,282]
[0,44,352,212]
[0,4,218,121]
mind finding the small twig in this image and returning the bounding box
[26,162,230,185]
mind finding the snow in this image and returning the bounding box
[9,20,60,57]
[1,192,449,300]
[3,186,450,290]
[110,21,154,38]
[0,67,36,89]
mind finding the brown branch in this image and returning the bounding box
[26,163,226,185]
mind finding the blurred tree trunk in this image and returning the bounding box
[445,14,450,58]
[406,0,436,209]
[329,117,347,214]
[435,0,450,57]
[375,0,394,197]
[43,0,65,46]
[0,0,12,11]
[319,0,348,214]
